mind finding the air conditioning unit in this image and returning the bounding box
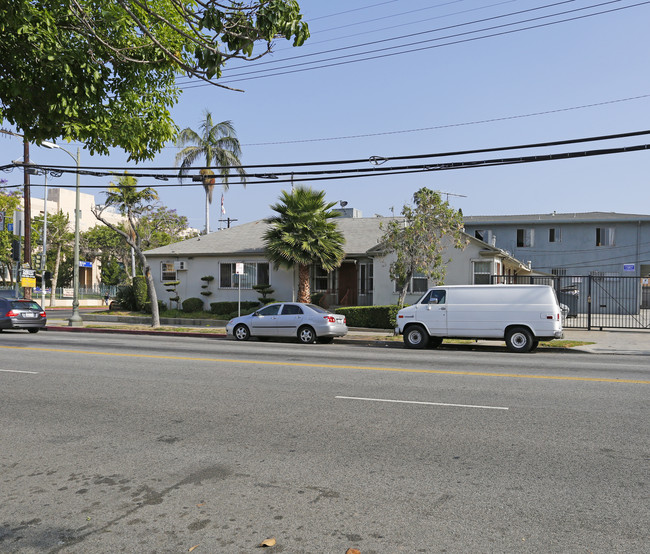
[174,261,189,271]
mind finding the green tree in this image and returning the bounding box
[138,204,198,249]
[175,111,247,234]
[264,187,345,304]
[82,224,131,285]
[380,188,467,308]
[0,189,22,285]
[34,210,74,307]
[0,1,309,160]
[92,175,162,327]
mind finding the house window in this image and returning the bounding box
[161,262,176,282]
[394,271,428,293]
[219,262,270,289]
[516,228,534,247]
[359,263,374,295]
[596,227,615,247]
[311,266,333,292]
[552,268,567,277]
[549,228,561,243]
[473,261,492,284]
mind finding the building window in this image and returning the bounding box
[161,262,176,282]
[473,261,492,284]
[516,228,534,247]
[549,228,561,243]
[359,263,374,295]
[551,268,567,277]
[219,262,270,289]
[311,266,331,292]
[394,271,428,293]
[596,227,615,247]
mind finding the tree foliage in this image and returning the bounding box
[92,174,162,326]
[380,188,467,308]
[264,187,345,303]
[0,1,309,160]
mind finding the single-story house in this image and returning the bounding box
[143,210,542,309]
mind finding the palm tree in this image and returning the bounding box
[92,175,162,327]
[175,110,246,234]
[264,187,346,304]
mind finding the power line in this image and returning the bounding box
[179,1,649,88]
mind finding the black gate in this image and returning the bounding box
[491,275,650,330]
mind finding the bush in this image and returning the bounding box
[334,305,401,329]
[115,285,137,311]
[143,299,166,314]
[209,301,259,315]
[182,297,205,313]
[133,275,148,311]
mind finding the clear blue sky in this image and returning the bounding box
[4,0,650,231]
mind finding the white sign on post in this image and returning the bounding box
[235,263,244,316]
[235,262,244,275]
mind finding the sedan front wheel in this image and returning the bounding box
[233,324,250,341]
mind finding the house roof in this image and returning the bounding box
[463,212,650,225]
[144,216,392,257]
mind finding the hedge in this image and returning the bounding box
[334,305,401,329]
[209,301,260,315]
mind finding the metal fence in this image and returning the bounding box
[492,275,650,330]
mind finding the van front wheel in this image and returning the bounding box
[404,325,429,349]
[506,327,534,353]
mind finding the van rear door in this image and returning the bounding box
[417,289,447,336]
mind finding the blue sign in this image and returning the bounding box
[623,264,635,272]
[79,261,93,268]
[7,223,13,232]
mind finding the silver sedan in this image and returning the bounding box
[226,302,348,344]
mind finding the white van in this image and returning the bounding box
[395,285,564,353]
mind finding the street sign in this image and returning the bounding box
[623,264,635,272]
[79,261,92,268]
[7,223,13,232]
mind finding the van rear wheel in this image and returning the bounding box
[404,325,429,349]
[506,327,534,353]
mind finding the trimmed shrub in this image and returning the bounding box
[115,285,137,311]
[209,301,259,315]
[182,297,205,313]
[334,305,401,329]
[133,275,148,311]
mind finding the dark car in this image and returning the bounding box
[0,297,47,333]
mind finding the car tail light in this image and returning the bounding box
[40,311,46,317]
[323,315,336,323]
[6,309,18,317]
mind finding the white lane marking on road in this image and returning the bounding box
[335,395,508,410]
[0,369,39,374]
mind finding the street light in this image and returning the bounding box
[41,141,83,326]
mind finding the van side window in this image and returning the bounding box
[422,290,446,305]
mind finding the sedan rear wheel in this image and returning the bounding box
[28,328,39,334]
[233,324,250,341]
[298,325,316,344]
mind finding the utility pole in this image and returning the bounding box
[218,217,238,228]
[23,140,32,299]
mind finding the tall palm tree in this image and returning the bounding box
[175,110,246,234]
[264,187,346,303]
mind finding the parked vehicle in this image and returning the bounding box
[0,297,47,333]
[395,285,564,353]
[226,302,347,344]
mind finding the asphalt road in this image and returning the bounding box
[1,332,648,553]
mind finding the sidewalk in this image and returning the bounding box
[43,311,650,355]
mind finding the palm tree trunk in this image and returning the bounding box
[205,190,210,234]
[297,264,311,303]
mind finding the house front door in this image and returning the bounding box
[338,263,357,306]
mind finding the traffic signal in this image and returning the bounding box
[11,239,20,261]
[34,253,42,268]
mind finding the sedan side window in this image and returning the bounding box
[281,304,303,315]
[258,304,281,316]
